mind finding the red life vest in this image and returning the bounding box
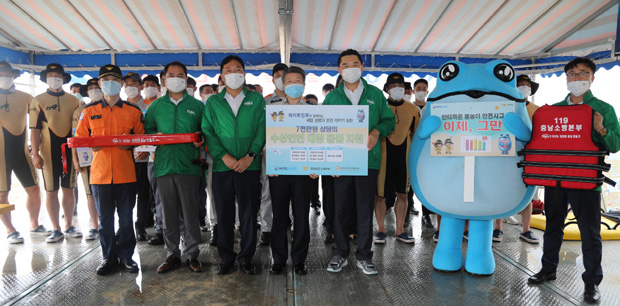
[518,104,614,189]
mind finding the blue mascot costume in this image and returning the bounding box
[409,60,536,275]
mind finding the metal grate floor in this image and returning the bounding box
[2,176,620,305]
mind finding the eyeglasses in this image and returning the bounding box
[566,71,591,78]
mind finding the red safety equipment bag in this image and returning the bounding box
[517,104,615,189]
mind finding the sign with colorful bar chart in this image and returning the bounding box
[429,101,517,157]
[266,105,368,176]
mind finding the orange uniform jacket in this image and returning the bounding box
[75,99,144,184]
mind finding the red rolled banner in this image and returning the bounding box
[61,143,68,173]
[67,133,200,148]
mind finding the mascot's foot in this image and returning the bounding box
[464,249,495,276]
[432,247,463,272]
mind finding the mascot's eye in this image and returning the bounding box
[493,64,514,82]
[439,63,459,81]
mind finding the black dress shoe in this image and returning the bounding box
[240,261,257,275]
[269,263,284,275]
[120,258,139,273]
[148,233,164,245]
[216,261,235,275]
[259,232,271,246]
[528,270,557,284]
[96,258,118,275]
[584,284,601,302]
[209,227,218,246]
[294,263,307,275]
[324,234,335,244]
[411,206,419,215]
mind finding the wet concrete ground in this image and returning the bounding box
[1,173,620,305]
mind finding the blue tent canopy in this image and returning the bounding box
[0,0,619,80]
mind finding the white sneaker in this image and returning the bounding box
[7,231,24,244]
[504,216,519,225]
[46,230,64,243]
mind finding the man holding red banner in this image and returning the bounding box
[145,61,205,274]
[75,64,145,276]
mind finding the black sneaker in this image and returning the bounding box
[584,284,601,302]
[96,258,118,276]
[492,229,503,242]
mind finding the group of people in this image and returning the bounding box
[0,50,615,302]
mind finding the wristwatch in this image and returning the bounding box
[247,151,256,159]
[599,127,608,137]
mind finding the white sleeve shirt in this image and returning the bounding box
[344,81,364,105]
[225,91,245,116]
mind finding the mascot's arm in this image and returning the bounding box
[503,112,531,142]
[416,115,441,139]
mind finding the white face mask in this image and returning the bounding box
[225,73,245,90]
[218,85,226,93]
[274,78,284,91]
[187,88,195,96]
[415,91,428,101]
[143,86,159,98]
[160,87,167,96]
[201,93,213,103]
[517,86,531,98]
[567,79,590,97]
[389,87,405,101]
[165,77,186,94]
[403,94,412,102]
[124,86,140,99]
[47,77,63,90]
[73,92,83,101]
[88,89,103,102]
[0,77,13,89]
[341,67,361,84]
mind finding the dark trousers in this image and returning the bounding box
[322,175,356,235]
[91,182,137,260]
[135,162,153,228]
[310,177,320,205]
[542,187,603,285]
[213,170,261,264]
[269,175,312,265]
[333,170,378,261]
